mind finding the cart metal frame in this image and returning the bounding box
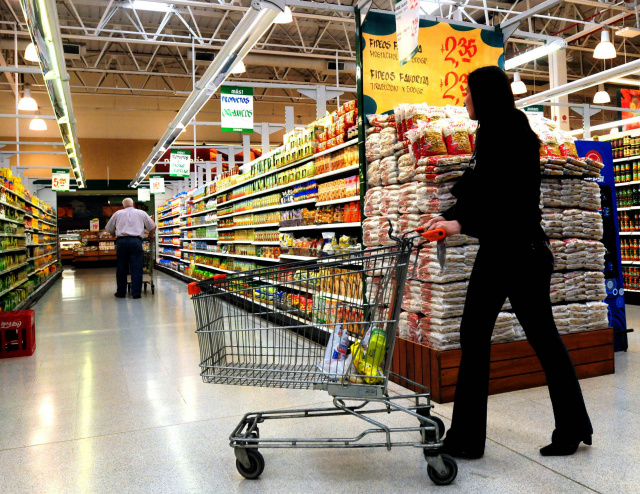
[189,228,457,485]
[127,238,155,294]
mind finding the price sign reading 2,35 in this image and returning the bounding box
[441,72,468,106]
[442,36,478,68]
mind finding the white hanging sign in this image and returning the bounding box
[149,175,165,194]
[52,169,70,191]
[170,150,191,177]
[138,188,151,201]
[221,86,254,133]
[90,218,99,231]
[395,0,420,66]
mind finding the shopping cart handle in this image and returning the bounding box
[414,227,446,242]
[188,282,201,295]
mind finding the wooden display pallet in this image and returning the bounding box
[390,328,614,404]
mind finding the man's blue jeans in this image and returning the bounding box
[115,237,143,297]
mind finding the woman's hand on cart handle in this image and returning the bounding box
[426,220,461,237]
[424,216,445,230]
[414,227,447,242]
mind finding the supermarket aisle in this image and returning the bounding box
[0,267,637,494]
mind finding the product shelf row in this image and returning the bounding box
[29,252,56,261]
[13,270,62,311]
[215,164,360,209]
[0,262,29,276]
[30,260,57,275]
[181,208,217,219]
[615,180,640,187]
[0,217,24,225]
[217,198,318,219]
[180,222,217,230]
[217,222,280,231]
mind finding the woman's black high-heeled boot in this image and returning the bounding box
[540,430,593,456]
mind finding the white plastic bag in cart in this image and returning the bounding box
[318,324,352,379]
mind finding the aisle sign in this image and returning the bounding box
[51,169,70,192]
[149,175,165,194]
[90,218,99,231]
[137,187,151,202]
[361,12,504,115]
[395,0,420,65]
[170,150,190,177]
[523,105,544,117]
[221,86,254,133]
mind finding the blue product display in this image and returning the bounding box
[575,140,629,351]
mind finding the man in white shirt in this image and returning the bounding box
[105,198,156,299]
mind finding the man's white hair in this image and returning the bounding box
[123,198,134,207]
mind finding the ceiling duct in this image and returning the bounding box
[129,0,286,188]
[18,0,86,187]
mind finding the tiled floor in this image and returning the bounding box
[0,267,637,493]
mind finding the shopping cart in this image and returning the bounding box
[127,239,155,294]
[188,226,457,486]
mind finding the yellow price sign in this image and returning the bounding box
[361,13,504,115]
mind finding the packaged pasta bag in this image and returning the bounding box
[420,121,448,157]
[540,130,562,157]
[444,105,469,119]
[404,103,419,130]
[413,103,431,126]
[406,127,422,164]
[443,119,473,155]
[467,120,478,151]
[426,106,447,121]
[559,136,579,158]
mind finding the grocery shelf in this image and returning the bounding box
[219,199,317,219]
[29,252,56,261]
[257,276,362,305]
[618,206,640,211]
[191,262,234,273]
[315,195,361,207]
[626,288,640,292]
[0,233,26,238]
[215,164,360,209]
[0,262,29,276]
[1,185,53,216]
[183,237,218,241]
[180,223,217,230]
[159,223,180,228]
[0,217,25,225]
[622,261,640,265]
[30,260,57,275]
[159,253,182,260]
[615,180,640,187]
[28,242,58,247]
[159,234,180,238]
[0,201,27,214]
[218,240,252,244]
[218,222,280,231]
[0,278,29,298]
[279,254,317,261]
[37,218,57,227]
[613,157,640,162]
[0,247,27,254]
[619,232,640,235]
[180,249,220,255]
[204,138,359,201]
[252,241,280,245]
[181,209,216,219]
[207,251,280,263]
[159,243,178,247]
[279,222,360,232]
[158,212,181,220]
[13,270,62,311]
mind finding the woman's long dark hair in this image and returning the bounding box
[468,66,539,149]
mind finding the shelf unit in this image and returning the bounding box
[218,198,318,218]
[613,156,640,163]
[626,288,640,293]
[618,206,640,211]
[619,232,640,235]
[615,180,640,187]
[315,195,360,207]
[279,222,360,232]
[181,209,217,219]
[180,223,217,230]
[622,261,640,265]
[0,262,29,276]
[218,222,280,231]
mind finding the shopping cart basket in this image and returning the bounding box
[188,226,457,486]
[127,239,155,294]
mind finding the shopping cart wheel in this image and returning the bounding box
[151,284,155,294]
[426,454,457,486]
[236,449,265,480]
[144,283,147,293]
[417,408,445,440]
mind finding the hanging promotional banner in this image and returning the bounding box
[138,187,151,201]
[395,0,420,66]
[170,149,190,177]
[149,175,165,194]
[360,13,504,115]
[90,218,99,231]
[221,86,254,133]
[51,169,70,192]
[618,88,640,131]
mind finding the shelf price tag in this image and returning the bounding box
[170,150,191,177]
[52,169,70,192]
[138,188,151,201]
[149,175,165,194]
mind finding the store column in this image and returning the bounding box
[549,50,570,131]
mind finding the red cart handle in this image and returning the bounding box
[188,282,201,295]
[413,227,446,242]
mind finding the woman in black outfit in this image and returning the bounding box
[426,66,593,458]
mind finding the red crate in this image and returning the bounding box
[0,310,35,358]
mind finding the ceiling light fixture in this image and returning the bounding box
[593,84,610,104]
[609,77,640,86]
[29,115,47,131]
[511,72,527,95]
[24,42,38,63]
[616,27,640,38]
[274,6,292,24]
[594,30,616,60]
[130,1,172,12]
[18,86,38,111]
[18,0,86,187]
[231,61,246,74]
[504,38,566,71]
[129,0,286,188]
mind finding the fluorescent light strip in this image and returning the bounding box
[128,0,285,188]
[568,116,640,136]
[504,39,566,71]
